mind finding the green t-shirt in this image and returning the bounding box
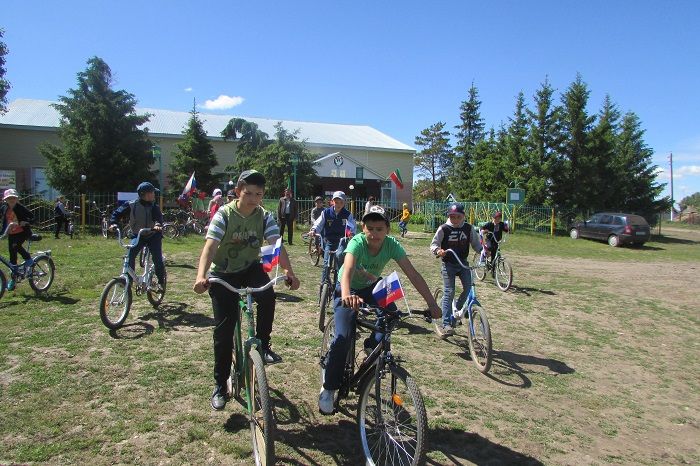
[338,233,407,289]
[206,201,279,274]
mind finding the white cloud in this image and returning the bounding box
[184,87,193,92]
[655,165,700,180]
[200,95,244,110]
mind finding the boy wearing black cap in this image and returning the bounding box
[430,203,482,337]
[109,182,166,288]
[480,211,509,265]
[193,169,300,410]
[319,205,441,414]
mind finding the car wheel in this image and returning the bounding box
[608,235,620,247]
[569,228,579,240]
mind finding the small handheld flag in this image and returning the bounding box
[372,271,405,308]
[389,169,404,190]
[260,237,282,273]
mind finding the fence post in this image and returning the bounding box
[512,206,516,233]
[551,208,555,236]
[469,207,474,225]
[81,193,86,234]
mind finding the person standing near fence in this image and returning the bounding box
[277,189,298,245]
[54,196,69,239]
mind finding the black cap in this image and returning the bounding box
[447,203,465,215]
[238,169,266,186]
[314,196,323,202]
[226,189,236,197]
[137,181,159,194]
[362,205,389,223]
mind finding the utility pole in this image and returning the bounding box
[669,152,674,221]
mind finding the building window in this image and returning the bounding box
[356,167,364,180]
[331,169,337,177]
[339,169,346,178]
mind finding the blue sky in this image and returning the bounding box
[4,0,699,203]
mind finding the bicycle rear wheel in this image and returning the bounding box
[163,223,178,239]
[495,258,513,291]
[464,305,492,373]
[99,277,132,329]
[146,267,166,307]
[308,239,321,266]
[357,364,427,466]
[248,349,276,466]
[318,282,332,332]
[28,256,55,293]
[472,252,486,281]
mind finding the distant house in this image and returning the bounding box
[0,99,415,206]
[678,206,699,224]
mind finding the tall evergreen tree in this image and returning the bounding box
[469,127,506,202]
[40,57,154,193]
[614,111,669,219]
[504,92,532,191]
[587,94,620,210]
[0,28,11,114]
[551,73,596,212]
[453,83,485,197]
[169,104,219,196]
[414,121,453,202]
[526,77,563,205]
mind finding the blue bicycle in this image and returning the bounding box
[433,248,493,373]
[0,223,55,299]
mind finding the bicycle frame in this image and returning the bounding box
[116,228,154,292]
[443,249,482,335]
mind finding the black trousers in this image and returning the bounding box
[208,262,276,387]
[279,216,294,244]
[54,215,68,237]
[8,230,32,265]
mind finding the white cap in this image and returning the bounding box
[213,188,222,197]
[332,191,346,202]
[2,188,18,200]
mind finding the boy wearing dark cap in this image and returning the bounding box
[193,169,300,410]
[480,211,509,266]
[430,203,482,337]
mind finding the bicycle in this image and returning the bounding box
[319,303,428,465]
[305,232,322,266]
[208,274,288,466]
[472,231,513,292]
[317,236,347,332]
[65,206,80,238]
[92,202,113,238]
[433,249,493,373]
[99,228,167,329]
[0,223,55,299]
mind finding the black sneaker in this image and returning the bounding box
[263,347,283,365]
[211,385,229,410]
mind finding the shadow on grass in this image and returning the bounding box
[511,285,556,296]
[276,292,303,303]
[427,428,544,465]
[481,350,574,388]
[109,322,154,340]
[20,290,80,305]
[650,235,698,245]
[139,302,216,330]
[166,262,197,270]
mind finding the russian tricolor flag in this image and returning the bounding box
[181,171,197,197]
[260,237,282,273]
[372,271,405,308]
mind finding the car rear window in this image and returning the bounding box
[624,215,649,226]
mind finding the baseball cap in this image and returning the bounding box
[332,191,346,202]
[238,169,266,186]
[314,196,323,202]
[136,182,159,194]
[213,188,222,197]
[447,203,465,215]
[3,188,18,200]
[226,189,236,197]
[362,205,389,223]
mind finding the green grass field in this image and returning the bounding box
[0,227,698,465]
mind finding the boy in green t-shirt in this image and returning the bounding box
[318,205,441,415]
[194,170,300,411]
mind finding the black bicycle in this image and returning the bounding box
[317,237,347,332]
[319,304,428,465]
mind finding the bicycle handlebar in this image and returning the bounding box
[441,248,472,270]
[115,228,153,248]
[208,275,288,294]
[0,222,18,239]
[480,229,508,244]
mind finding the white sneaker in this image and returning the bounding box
[318,388,337,415]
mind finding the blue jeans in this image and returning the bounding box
[441,261,471,326]
[127,232,165,284]
[322,281,397,391]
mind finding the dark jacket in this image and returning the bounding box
[110,199,164,237]
[1,202,34,236]
[277,196,298,221]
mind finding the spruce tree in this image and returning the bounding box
[504,92,531,193]
[169,104,219,196]
[0,28,10,114]
[414,122,453,202]
[453,83,485,197]
[40,57,154,193]
[469,127,506,202]
[588,95,620,210]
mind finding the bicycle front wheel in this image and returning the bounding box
[318,282,332,332]
[0,269,6,300]
[464,305,492,373]
[248,349,276,466]
[472,252,486,281]
[163,223,178,239]
[308,240,321,266]
[495,258,513,291]
[29,256,55,293]
[99,277,132,329]
[101,218,109,238]
[358,364,427,466]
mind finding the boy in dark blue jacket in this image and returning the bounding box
[309,191,356,284]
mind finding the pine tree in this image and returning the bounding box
[504,92,532,193]
[526,77,563,205]
[414,121,453,202]
[0,28,10,114]
[453,83,485,197]
[552,73,596,212]
[169,104,219,196]
[40,57,154,193]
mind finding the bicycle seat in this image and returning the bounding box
[30,234,42,242]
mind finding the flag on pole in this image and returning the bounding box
[389,169,404,189]
[286,177,292,190]
[181,172,197,197]
[372,271,405,308]
[260,237,282,273]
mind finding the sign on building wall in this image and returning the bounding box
[0,170,17,190]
